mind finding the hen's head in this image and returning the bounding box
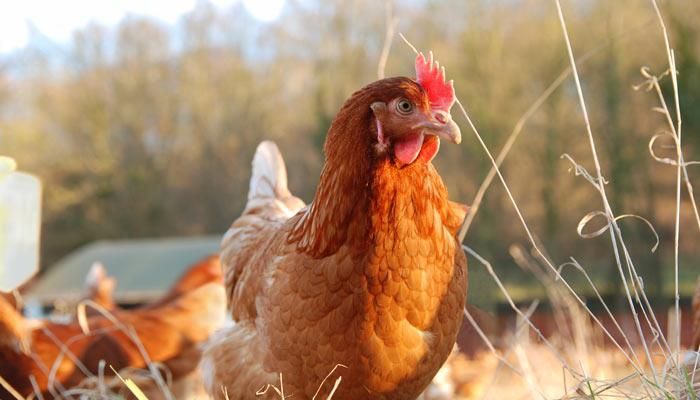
[364,52,460,166]
[296,53,461,256]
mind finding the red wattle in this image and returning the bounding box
[394,133,424,165]
[418,135,440,163]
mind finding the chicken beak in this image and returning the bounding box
[434,118,462,144]
[417,110,462,144]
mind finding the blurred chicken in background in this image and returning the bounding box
[0,290,21,311]
[0,254,225,399]
[81,262,117,315]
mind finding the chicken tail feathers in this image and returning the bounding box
[245,141,305,217]
[248,141,292,201]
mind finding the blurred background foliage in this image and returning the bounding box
[1,0,699,308]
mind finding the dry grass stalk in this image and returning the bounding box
[400,0,700,397]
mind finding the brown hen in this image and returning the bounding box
[0,256,225,398]
[202,53,468,399]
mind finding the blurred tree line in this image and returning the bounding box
[1,0,699,305]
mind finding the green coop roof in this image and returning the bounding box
[26,235,221,304]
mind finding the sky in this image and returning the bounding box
[0,0,286,53]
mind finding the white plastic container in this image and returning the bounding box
[0,158,41,291]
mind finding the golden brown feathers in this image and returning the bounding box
[204,76,467,399]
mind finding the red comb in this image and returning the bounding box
[415,51,455,112]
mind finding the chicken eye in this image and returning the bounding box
[396,99,414,115]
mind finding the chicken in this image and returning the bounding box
[146,254,223,309]
[0,290,21,314]
[0,258,226,398]
[0,291,29,354]
[202,52,468,399]
[81,254,222,312]
[82,262,117,314]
